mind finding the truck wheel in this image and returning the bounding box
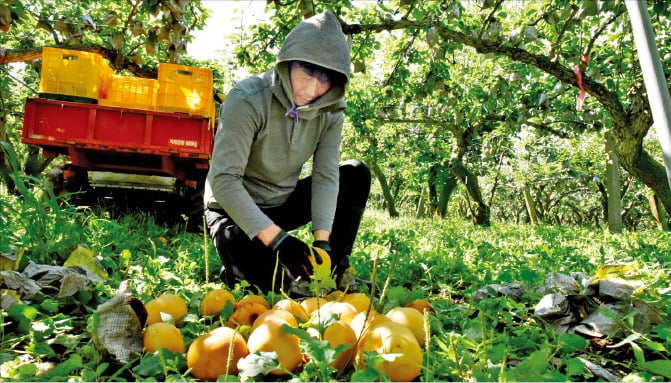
[61,165,91,205]
[47,164,65,195]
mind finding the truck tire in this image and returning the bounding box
[61,165,92,206]
[47,164,65,196]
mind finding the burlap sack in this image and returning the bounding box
[91,281,146,363]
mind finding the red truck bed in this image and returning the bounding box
[22,98,213,181]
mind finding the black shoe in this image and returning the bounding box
[219,265,237,289]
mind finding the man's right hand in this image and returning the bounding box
[268,230,312,280]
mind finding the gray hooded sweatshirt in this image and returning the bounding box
[204,11,351,239]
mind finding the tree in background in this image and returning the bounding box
[233,0,669,229]
[1,0,669,230]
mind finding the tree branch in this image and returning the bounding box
[63,31,85,45]
[342,19,627,129]
[36,19,61,45]
[383,32,418,87]
[0,47,42,65]
[478,0,504,40]
[524,120,573,138]
[627,80,655,140]
[549,4,578,60]
[399,1,418,21]
[487,152,505,207]
[583,5,625,58]
[343,14,635,138]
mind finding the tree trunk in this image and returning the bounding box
[449,160,490,226]
[437,174,457,218]
[427,163,439,215]
[605,132,623,233]
[522,184,539,225]
[617,134,671,218]
[415,188,426,218]
[429,162,458,218]
[369,158,399,218]
[594,179,609,224]
[648,192,670,230]
[0,92,14,193]
[424,20,671,222]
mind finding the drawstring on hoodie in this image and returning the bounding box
[285,105,299,123]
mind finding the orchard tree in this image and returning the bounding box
[232,0,670,228]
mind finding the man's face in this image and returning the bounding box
[289,62,331,106]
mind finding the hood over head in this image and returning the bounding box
[274,11,351,117]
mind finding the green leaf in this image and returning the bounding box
[32,342,56,358]
[95,362,110,376]
[9,0,28,21]
[221,299,235,320]
[283,324,337,380]
[653,323,671,342]
[351,351,387,382]
[238,351,281,379]
[641,339,667,353]
[504,350,549,381]
[120,249,132,266]
[566,357,585,377]
[76,290,93,305]
[642,359,671,379]
[14,363,38,380]
[133,353,164,377]
[41,354,84,379]
[309,247,337,293]
[63,245,108,280]
[411,8,425,21]
[557,333,589,353]
[610,333,647,365]
[130,348,184,379]
[487,343,506,363]
[520,268,540,283]
[216,374,241,382]
[310,311,339,335]
[580,0,599,17]
[521,350,549,373]
[8,303,38,321]
[383,286,410,311]
[8,303,38,333]
[631,341,646,365]
[40,298,60,313]
[351,367,382,382]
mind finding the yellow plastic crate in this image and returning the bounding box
[156,63,213,117]
[39,47,111,101]
[99,75,158,111]
[98,63,114,99]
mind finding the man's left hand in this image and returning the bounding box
[312,240,331,254]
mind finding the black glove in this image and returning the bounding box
[311,240,330,266]
[312,240,331,254]
[269,230,312,280]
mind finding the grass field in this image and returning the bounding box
[1,179,670,381]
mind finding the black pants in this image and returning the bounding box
[205,159,371,293]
